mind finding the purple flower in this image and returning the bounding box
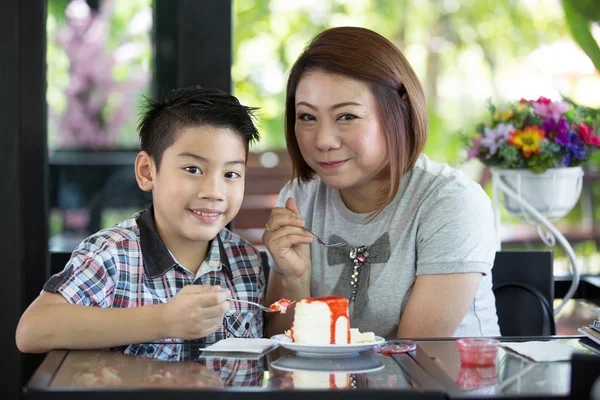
[543,116,569,138]
[561,130,586,166]
[480,123,514,155]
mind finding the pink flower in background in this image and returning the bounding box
[579,122,600,147]
[531,97,570,122]
[467,136,483,159]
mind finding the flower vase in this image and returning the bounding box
[491,167,584,221]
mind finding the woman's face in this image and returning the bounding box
[294,70,388,193]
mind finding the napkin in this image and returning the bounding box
[500,341,575,362]
[202,338,277,354]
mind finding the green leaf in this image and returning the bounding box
[562,0,600,72]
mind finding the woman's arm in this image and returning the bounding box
[397,272,481,338]
[263,197,315,337]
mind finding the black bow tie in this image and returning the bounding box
[327,232,391,317]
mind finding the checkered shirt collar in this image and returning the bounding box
[137,205,231,279]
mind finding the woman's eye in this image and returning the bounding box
[225,171,241,179]
[184,166,202,175]
[298,113,316,121]
[338,114,358,121]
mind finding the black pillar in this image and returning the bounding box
[0,0,48,398]
[153,0,232,95]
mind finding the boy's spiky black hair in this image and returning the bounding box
[138,86,260,169]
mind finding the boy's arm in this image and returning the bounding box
[16,286,230,353]
[16,292,166,353]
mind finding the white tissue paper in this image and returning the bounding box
[500,341,575,362]
[201,338,277,353]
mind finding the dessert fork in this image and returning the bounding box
[302,227,345,247]
[227,298,274,312]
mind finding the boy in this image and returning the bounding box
[16,86,264,355]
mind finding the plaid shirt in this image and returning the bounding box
[44,206,265,355]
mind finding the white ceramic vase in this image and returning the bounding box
[492,166,584,221]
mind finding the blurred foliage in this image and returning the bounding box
[46,0,152,150]
[562,0,600,72]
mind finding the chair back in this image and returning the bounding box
[492,250,556,336]
[88,168,152,233]
[260,251,270,285]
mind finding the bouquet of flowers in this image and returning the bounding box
[465,97,600,173]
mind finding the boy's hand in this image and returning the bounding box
[263,197,313,279]
[161,285,230,340]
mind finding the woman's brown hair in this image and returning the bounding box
[285,26,428,217]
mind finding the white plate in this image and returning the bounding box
[271,334,385,357]
[270,353,384,373]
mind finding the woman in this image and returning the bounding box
[263,26,499,339]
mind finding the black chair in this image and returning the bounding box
[492,250,556,336]
[88,168,152,233]
[260,251,271,285]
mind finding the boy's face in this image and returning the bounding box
[147,125,246,247]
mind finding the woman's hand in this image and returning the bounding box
[263,197,314,279]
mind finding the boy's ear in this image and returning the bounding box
[135,151,155,192]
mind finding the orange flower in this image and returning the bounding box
[508,126,545,158]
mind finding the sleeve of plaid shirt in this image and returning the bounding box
[43,236,117,307]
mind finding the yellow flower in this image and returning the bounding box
[508,126,545,158]
[493,111,501,121]
[516,103,528,113]
[501,109,513,120]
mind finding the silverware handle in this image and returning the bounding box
[227,298,270,311]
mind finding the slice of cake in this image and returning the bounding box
[290,296,350,345]
[269,298,293,313]
[350,328,376,344]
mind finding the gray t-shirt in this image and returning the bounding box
[270,154,500,339]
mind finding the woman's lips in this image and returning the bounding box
[319,160,347,169]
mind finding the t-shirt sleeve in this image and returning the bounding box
[415,179,496,276]
[43,237,117,307]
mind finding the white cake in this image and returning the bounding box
[291,296,350,345]
[292,371,349,389]
[350,328,376,344]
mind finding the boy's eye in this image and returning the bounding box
[184,166,202,175]
[225,171,241,179]
[338,114,358,121]
[298,113,316,122]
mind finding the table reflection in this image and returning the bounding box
[417,338,591,397]
[36,337,590,397]
[497,347,570,395]
[266,349,415,390]
[51,343,265,388]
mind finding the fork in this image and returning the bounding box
[227,298,275,312]
[301,227,346,247]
